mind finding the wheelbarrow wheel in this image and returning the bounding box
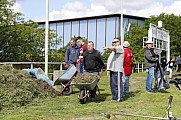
[62,85,73,95]
[79,89,87,104]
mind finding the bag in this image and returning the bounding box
[154,61,170,90]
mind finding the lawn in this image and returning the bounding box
[0,72,181,120]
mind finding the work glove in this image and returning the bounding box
[65,64,69,69]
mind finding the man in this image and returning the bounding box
[65,39,80,69]
[76,36,87,74]
[104,38,124,102]
[144,40,158,93]
[83,41,105,99]
[176,56,181,72]
[122,41,133,96]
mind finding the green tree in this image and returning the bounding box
[145,13,181,58]
[124,22,147,62]
[0,0,61,62]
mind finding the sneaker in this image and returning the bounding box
[146,91,154,94]
[115,98,123,102]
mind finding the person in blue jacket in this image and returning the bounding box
[65,39,80,69]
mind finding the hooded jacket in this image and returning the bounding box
[65,44,80,64]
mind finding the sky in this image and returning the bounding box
[13,0,181,22]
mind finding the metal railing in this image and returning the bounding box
[0,62,146,73]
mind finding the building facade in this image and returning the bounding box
[38,14,147,52]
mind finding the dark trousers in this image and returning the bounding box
[110,71,123,101]
[177,64,181,72]
[85,71,99,98]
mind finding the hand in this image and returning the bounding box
[103,47,108,50]
[79,56,83,59]
[77,59,80,63]
[65,64,69,69]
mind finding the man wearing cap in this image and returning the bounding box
[104,38,124,102]
[144,40,158,93]
[122,41,133,96]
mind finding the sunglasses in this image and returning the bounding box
[112,41,119,43]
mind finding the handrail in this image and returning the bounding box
[0,62,147,73]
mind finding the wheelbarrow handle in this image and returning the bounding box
[98,69,104,81]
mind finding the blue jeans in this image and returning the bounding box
[122,75,130,96]
[110,71,123,101]
[79,62,84,74]
[146,67,154,92]
[85,71,98,98]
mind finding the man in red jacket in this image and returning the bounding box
[122,41,133,96]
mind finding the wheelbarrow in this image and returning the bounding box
[53,64,77,95]
[72,75,98,104]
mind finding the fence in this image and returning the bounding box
[0,62,147,74]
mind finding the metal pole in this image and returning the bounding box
[166,33,170,71]
[45,0,49,75]
[120,0,124,44]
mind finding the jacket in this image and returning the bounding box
[124,48,133,76]
[144,47,158,68]
[65,44,80,64]
[83,49,105,72]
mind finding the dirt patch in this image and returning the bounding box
[72,74,97,83]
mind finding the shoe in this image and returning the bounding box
[115,98,123,102]
[91,98,96,102]
[146,91,154,94]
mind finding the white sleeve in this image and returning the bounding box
[115,45,124,53]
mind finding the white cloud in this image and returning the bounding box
[12,2,22,13]
[91,0,153,11]
[128,0,181,17]
[33,0,181,22]
[165,1,181,15]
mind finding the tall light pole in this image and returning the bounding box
[45,0,49,75]
[120,0,124,44]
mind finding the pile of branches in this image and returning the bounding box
[73,73,97,83]
[0,64,60,110]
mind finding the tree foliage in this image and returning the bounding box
[145,13,181,58]
[0,0,180,63]
[0,0,61,62]
[124,23,147,62]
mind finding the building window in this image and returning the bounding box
[97,18,105,52]
[88,19,96,45]
[64,22,71,46]
[57,23,63,48]
[80,20,87,39]
[106,17,116,47]
[72,21,79,38]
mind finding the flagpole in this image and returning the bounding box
[120,0,124,44]
[45,0,49,75]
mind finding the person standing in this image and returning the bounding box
[65,39,80,69]
[122,41,133,96]
[144,41,158,93]
[104,38,124,102]
[76,36,87,74]
[83,41,105,100]
[176,56,181,72]
[167,58,175,79]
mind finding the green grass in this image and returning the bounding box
[0,72,181,120]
